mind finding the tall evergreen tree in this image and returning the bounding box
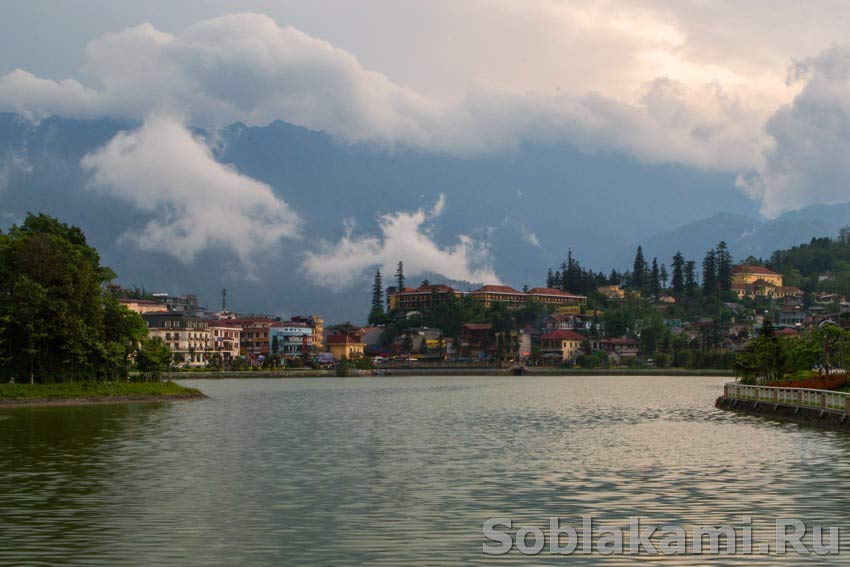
[716,241,732,292]
[671,252,685,295]
[546,268,554,288]
[395,261,405,290]
[684,260,698,297]
[702,249,718,297]
[660,263,668,290]
[650,258,661,299]
[632,246,648,290]
[368,269,385,325]
[609,270,621,285]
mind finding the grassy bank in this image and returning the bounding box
[0,381,202,400]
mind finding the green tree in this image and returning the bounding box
[0,214,134,383]
[650,258,661,299]
[671,252,685,295]
[702,249,717,298]
[684,260,698,297]
[136,337,172,381]
[659,263,668,290]
[395,261,405,290]
[368,269,386,325]
[716,241,732,292]
[632,246,647,290]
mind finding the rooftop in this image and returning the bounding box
[541,330,586,341]
[732,265,779,276]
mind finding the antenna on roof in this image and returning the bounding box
[222,288,227,312]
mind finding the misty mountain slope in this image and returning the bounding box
[1,113,763,320]
[612,203,850,269]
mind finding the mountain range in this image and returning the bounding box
[1,112,845,320]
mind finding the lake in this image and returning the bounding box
[1,375,850,565]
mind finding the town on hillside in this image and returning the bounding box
[113,231,850,372]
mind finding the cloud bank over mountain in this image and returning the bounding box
[303,195,499,289]
[0,13,764,171]
[80,114,301,265]
[740,47,850,217]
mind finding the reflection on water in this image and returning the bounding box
[1,376,850,565]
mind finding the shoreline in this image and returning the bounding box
[715,396,850,433]
[168,368,734,379]
[0,392,208,409]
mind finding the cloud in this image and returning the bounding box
[738,46,850,217]
[0,149,32,191]
[0,13,765,170]
[303,195,499,289]
[80,113,300,264]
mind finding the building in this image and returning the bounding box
[597,284,626,299]
[394,327,444,354]
[290,315,324,350]
[587,337,640,358]
[269,323,313,360]
[209,325,241,362]
[525,287,587,308]
[143,313,213,366]
[326,334,365,359]
[776,306,805,327]
[731,266,783,287]
[213,316,278,363]
[151,293,203,315]
[539,330,585,363]
[470,285,528,308]
[470,285,587,309]
[387,283,466,311]
[459,323,493,358]
[119,298,168,314]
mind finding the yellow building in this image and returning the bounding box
[731,265,783,287]
[326,334,365,359]
[597,284,625,299]
[731,266,785,299]
[540,330,585,363]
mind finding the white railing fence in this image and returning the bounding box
[724,383,850,414]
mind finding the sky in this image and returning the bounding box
[2,1,850,301]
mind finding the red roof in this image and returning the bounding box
[776,328,800,336]
[732,265,779,276]
[605,337,638,345]
[326,334,363,344]
[473,284,521,294]
[541,330,585,341]
[526,287,586,298]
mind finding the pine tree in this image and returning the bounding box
[368,269,385,324]
[609,270,621,285]
[546,268,554,288]
[650,258,661,299]
[684,260,698,297]
[632,246,647,290]
[702,249,717,297]
[395,261,405,290]
[660,263,668,290]
[716,241,732,292]
[671,252,685,295]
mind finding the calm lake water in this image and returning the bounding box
[2,375,850,565]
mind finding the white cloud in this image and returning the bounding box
[738,46,850,218]
[303,195,499,289]
[0,13,766,170]
[80,113,300,264]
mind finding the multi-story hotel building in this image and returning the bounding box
[269,323,313,360]
[388,282,588,312]
[290,315,324,350]
[142,313,213,366]
[387,283,466,311]
[209,325,241,362]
